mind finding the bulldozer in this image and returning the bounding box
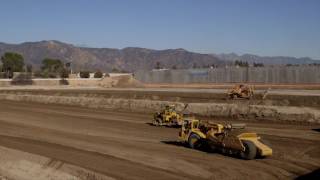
[153,104,187,127]
[179,117,272,160]
[227,84,254,99]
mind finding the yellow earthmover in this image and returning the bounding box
[153,104,188,127]
[179,117,272,159]
[227,84,254,99]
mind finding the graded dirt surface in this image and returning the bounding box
[0,101,319,180]
[1,87,320,107]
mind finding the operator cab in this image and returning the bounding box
[164,105,176,114]
[182,118,199,130]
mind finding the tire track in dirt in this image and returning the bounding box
[0,101,319,179]
[0,135,187,180]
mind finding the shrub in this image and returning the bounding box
[94,70,103,78]
[253,63,264,67]
[80,71,90,78]
[33,70,43,78]
[48,72,57,78]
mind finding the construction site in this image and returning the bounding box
[1,0,320,179]
[0,73,319,180]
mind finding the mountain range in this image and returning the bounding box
[213,53,318,65]
[0,40,318,72]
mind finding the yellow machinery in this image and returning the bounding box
[227,84,254,99]
[153,105,183,126]
[179,118,272,160]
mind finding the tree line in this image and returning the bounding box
[0,52,104,79]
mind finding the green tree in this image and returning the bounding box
[1,52,25,74]
[41,58,63,72]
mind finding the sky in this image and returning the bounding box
[0,0,319,59]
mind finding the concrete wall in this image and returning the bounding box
[135,66,320,84]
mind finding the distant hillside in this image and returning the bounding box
[0,41,223,72]
[213,53,319,65]
[0,40,318,72]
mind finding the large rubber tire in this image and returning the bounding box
[188,134,201,149]
[228,94,235,100]
[152,118,161,126]
[152,120,158,126]
[240,140,257,160]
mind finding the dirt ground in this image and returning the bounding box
[0,101,319,180]
[1,87,320,102]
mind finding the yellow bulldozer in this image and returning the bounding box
[153,104,188,127]
[179,117,272,160]
[227,84,254,99]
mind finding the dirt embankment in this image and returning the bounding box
[0,88,319,124]
[0,145,111,180]
[1,88,319,107]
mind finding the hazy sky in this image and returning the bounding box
[0,0,319,59]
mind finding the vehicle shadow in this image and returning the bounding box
[161,140,187,148]
[161,140,255,160]
[145,122,154,126]
[312,128,320,133]
[145,122,180,128]
[161,140,213,153]
[295,168,320,180]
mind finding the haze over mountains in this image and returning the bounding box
[0,40,318,72]
[213,53,318,65]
